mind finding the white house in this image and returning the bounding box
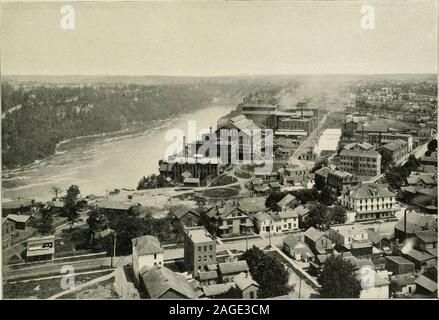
[340,183,398,221]
[253,210,299,235]
[132,235,164,284]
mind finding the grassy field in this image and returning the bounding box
[60,278,118,299]
[3,270,114,299]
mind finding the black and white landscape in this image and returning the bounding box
[1,1,437,300]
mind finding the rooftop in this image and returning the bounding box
[414,275,437,293]
[132,235,164,255]
[233,272,259,291]
[141,265,197,299]
[6,214,31,223]
[185,226,215,243]
[219,260,249,275]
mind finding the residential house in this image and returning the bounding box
[303,227,334,256]
[141,265,198,299]
[340,183,398,221]
[232,272,260,299]
[6,214,31,230]
[272,209,299,233]
[292,205,311,228]
[390,276,417,297]
[198,269,218,286]
[2,218,16,249]
[329,224,373,257]
[276,194,299,211]
[357,269,390,299]
[218,260,250,283]
[132,235,164,285]
[206,203,254,237]
[283,234,314,262]
[172,207,200,227]
[201,283,236,299]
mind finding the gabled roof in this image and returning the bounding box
[385,256,415,266]
[233,272,259,291]
[277,194,297,208]
[142,265,197,299]
[291,205,310,218]
[172,207,200,219]
[394,220,424,233]
[6,214,31,223]
[199,270,218,281]
[132,235,164,255]
[414,230,437,244]
[277,209,299,219]
[304,227,325,242]
[349,183,394,199]
[253,211,273,223]
[315,167,332,178]
[283,234,300,248]
[181,171,192,179]
[404,249,435,262]
[414,275,437,293]
[219,260,249,275]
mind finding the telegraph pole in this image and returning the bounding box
[112,232,117,267]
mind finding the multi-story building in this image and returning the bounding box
[184,226,217,276]
[132,235,164,285]
[367,132,413,152]
[378,139,409,164]
[26,235,55,262]
[159,157,223,183]
[339,142,381,176]
[340,183,398,221]
[2,218,16,249]
[206,203,254,237]
[326,169,361,194]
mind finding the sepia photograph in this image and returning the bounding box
[0,0,438,303]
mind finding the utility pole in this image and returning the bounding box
[298,277,302,299]
[268,222,272,248]
[112,232,117,267]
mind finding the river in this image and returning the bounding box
[1,103,234,202]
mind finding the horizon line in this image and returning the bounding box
[3,72,438,78]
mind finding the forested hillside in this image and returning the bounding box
[1,82,213,168]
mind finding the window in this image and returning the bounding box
[198,246,201,252]
[209,245,213,251]
[154,253,157,259]
[204,246,207,251]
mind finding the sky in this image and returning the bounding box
[1,0,437,76]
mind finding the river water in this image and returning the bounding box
[2,104,234,202]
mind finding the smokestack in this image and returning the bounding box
[183,136,187,158]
